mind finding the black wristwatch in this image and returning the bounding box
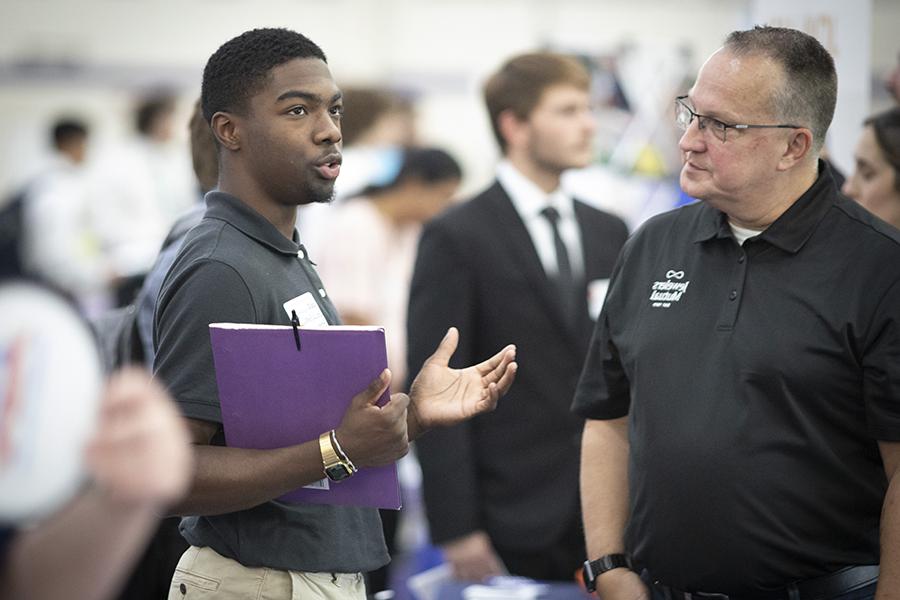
[582,553,633,592]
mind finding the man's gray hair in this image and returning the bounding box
[725,26,837,154]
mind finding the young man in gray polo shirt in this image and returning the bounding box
[153,28,517,599]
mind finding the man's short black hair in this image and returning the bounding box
[201,28,327,123]
[51,119,88,149]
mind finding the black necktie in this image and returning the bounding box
[540,206,578,323]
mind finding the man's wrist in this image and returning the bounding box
[406,401,426,441]
[330,430,355,467]
[583,553,633,592]
[594,567,643,597]
[319,430,356,481]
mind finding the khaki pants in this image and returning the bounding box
[168,546,366,600]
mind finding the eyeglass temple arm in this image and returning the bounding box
[732,124,802,130]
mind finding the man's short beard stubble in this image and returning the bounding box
[312,190,336,204]
[302,179,336,205]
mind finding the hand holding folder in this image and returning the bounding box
[210,323,405,509]
[209,323,517,510]
[333,368,410,469]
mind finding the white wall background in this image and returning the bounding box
[0,0,896,197]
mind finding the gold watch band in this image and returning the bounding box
[319,431,342,468]
[319,430,356,475]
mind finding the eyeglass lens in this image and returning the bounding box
[675,99,727,142]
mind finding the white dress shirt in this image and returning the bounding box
[496,160,584,279]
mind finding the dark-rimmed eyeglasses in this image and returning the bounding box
[674,95,802,143]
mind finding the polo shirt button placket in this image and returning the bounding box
[717,245,747,330]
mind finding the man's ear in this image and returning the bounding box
[498,109,528,152]
[210,111,241,151]
[777,127,814,171]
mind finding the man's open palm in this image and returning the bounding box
[408,327,516,438]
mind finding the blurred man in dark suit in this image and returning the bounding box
[408,52,628,582]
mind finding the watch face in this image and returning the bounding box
[325,463,352,481]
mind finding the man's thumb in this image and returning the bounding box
[428,327,459,366]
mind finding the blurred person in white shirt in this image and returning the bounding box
[21,119,114,312]
[89,95,196,305]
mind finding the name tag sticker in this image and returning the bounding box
[283,292,329,327]
[587,278,610,319]
[303,478,330,491]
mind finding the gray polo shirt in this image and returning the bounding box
[154,191,387,573]
[573,164,900,594]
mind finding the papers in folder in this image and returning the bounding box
[209,322,401,509]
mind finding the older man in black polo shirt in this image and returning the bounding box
[574,26,900,600]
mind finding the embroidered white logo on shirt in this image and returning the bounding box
[650,269,690,308]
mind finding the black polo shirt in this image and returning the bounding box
[572,165,900,594]
[154,192,387,573]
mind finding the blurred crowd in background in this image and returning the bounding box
[2,1,900,599]
[3,42,898,317]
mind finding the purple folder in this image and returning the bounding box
[209,323,401,509]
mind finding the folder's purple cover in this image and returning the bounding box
[209,323,401,509]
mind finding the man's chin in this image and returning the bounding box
[313,191,336,204]
[306,182,336,205]
[567,152,594,170]
[679,170,705,198]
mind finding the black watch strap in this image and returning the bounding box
[582,553,633,592]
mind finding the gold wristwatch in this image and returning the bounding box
[319,430,357,482]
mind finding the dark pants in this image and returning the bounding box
[492,515,585,582]
[365,508,400,595]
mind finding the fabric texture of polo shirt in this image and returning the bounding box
[153,192,387,574]
[572,164,900,594]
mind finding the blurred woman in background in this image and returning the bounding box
[314,147,461,597]
[843,107,900,229]
[315,146,462,391]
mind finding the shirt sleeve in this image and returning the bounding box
[863,277,900,441]
[153,259,256,424]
